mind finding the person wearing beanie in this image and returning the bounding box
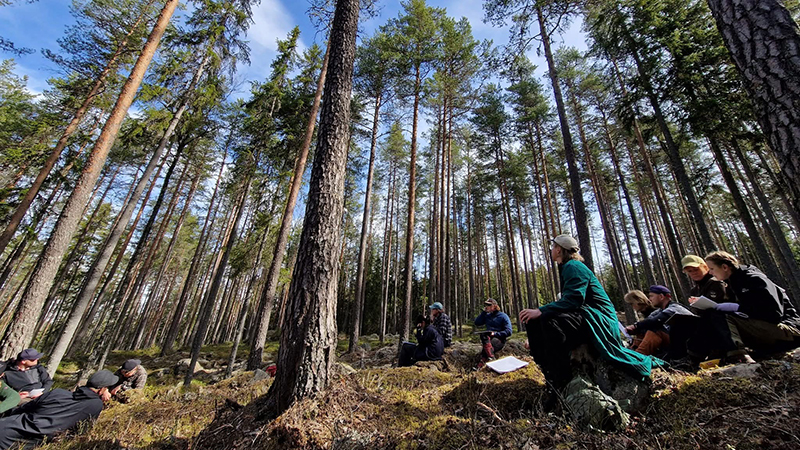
[519,235,663,405]
[474,298,513,367]
[428,302,453,348]
[625,285,693,356]
[0,369,117,449]
[110,359,147,397]
[0,348,53,402]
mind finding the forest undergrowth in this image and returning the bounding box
[28,335,800,450]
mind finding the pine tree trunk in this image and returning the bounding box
[261,0,358,417]
[0,0,179,360]
[706,0,800,213]
[246,44,330,371]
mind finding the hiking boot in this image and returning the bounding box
[483,342,495,360]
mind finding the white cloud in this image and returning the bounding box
[249,0,307,53]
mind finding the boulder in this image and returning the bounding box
[709,363,761,379]
[360,342,372,351]
[375,346,397,363]
[334,362,357,377]
[443,342,482,372]
[563,376,630,431]
[569,345,651,413]
[175,358,207,375]
[250,369,269,384]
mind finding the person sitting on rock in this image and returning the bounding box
[0,349,53,404]
[474,298,512,367]
[690,251,800,364]
[625,285,692,356]
[0,369,118,450]
[110,359,147,398]
[519,235,662,397]
[398,315,445,367]
[429,302,453,348]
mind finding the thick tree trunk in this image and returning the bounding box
[706,0,800,213]
[246,44,330,371]
[261,0,358,417]
[0,0,178,360]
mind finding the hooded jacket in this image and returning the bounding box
[414,324,444,360]
[538,259,663,377]
[0,361,53,393]
[727,265,800,326]
[0,387,103,450]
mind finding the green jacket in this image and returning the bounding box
[539,259,663,377]
[0,379,20,414]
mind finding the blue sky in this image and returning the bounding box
[0,0,587,97]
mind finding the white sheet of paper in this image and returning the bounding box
[691,295,719,310]
[485,356,529,374]
[618,321,632,341]
[28,388,44,397]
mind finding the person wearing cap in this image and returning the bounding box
[428,302,453,348]
[0,369,117,449]
[0,348,53,402]
[519,235,662,396]
[682,254,729,302]
[624,285,693,356]
[474,298,513,366]
[690,251,800,364]
[398,315,445,367]
[110,359,147,397]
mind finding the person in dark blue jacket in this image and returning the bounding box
[398,316,444,367]
[474,298,513,366]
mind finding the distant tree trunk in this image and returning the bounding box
[706,0,800,214]
[0,5,151,256]
[348,92,381,352]
[536,6,593,270]
[247,44,330,371]
[0,0,179,360]
[379,165,396,342]
[261,0,358,417]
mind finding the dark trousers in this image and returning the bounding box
[479,334,506,355]
[525,311,587,391]
[398,342,439,367]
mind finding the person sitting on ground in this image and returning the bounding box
[623,290,655,349]
[398,315,445,367]
[429,302,453,348]
[690,251,800,364]
[0,376,20,415]
[625,285,692,356]
[0,369,118,450]
[110,359,147,398]
[0,349,53,403]
[682,254,729,302]
[519,235,662,399]
[474,298,512,367]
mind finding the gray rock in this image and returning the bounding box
[375,346,397,362]
[360,342,372,351]
[175,358,207,374]
[250,369,269,384]
[709,363,761,378]
[335,362,357,376]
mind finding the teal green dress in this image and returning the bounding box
[538,259,664,377]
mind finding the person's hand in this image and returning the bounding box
[524,339,529,350]
[100,389,112,402]
[18,391,29,399]
[110,386,120,396]
[688,296,698,305]
[625,324,636,333]
[715,302,739,313]
[519,308,541,324]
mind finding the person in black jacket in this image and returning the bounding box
[695,251,800,363]
[398,315,445,367]
[0,349,53,403]
[0,369,118,450]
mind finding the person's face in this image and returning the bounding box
[648,293,667,308]
[683,264,708,282]
[123,368,136,378]
[550,244,561,263]
[631,302,645,313]
[431,308,441,318]
[22,359,38,368]
[706,261,732,280]
[484,303,493,313]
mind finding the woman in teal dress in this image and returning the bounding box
[520,235,662,393]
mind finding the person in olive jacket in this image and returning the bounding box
[0,349,53,402]
[693,251,800,363]
[0,370,118,449]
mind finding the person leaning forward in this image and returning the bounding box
[474,298,512,367]
[110,359,147,398]
[398,315,445,367]
[625,285,692,357]
[519,235,663,398]
[0,369,118,450]
[682,254,729,302]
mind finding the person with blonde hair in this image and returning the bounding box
[691,251,800,363]
[519,235,662,403]
[624,290,655,319]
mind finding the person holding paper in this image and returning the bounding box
[474,298,512,367]
[0,349,53,404]
[0,370,118,450]
[682,255,729,303]
[519,235,662,400]
[624,286,692,356]
[695,251,800,363]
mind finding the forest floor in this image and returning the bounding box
[35,332,800,450]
